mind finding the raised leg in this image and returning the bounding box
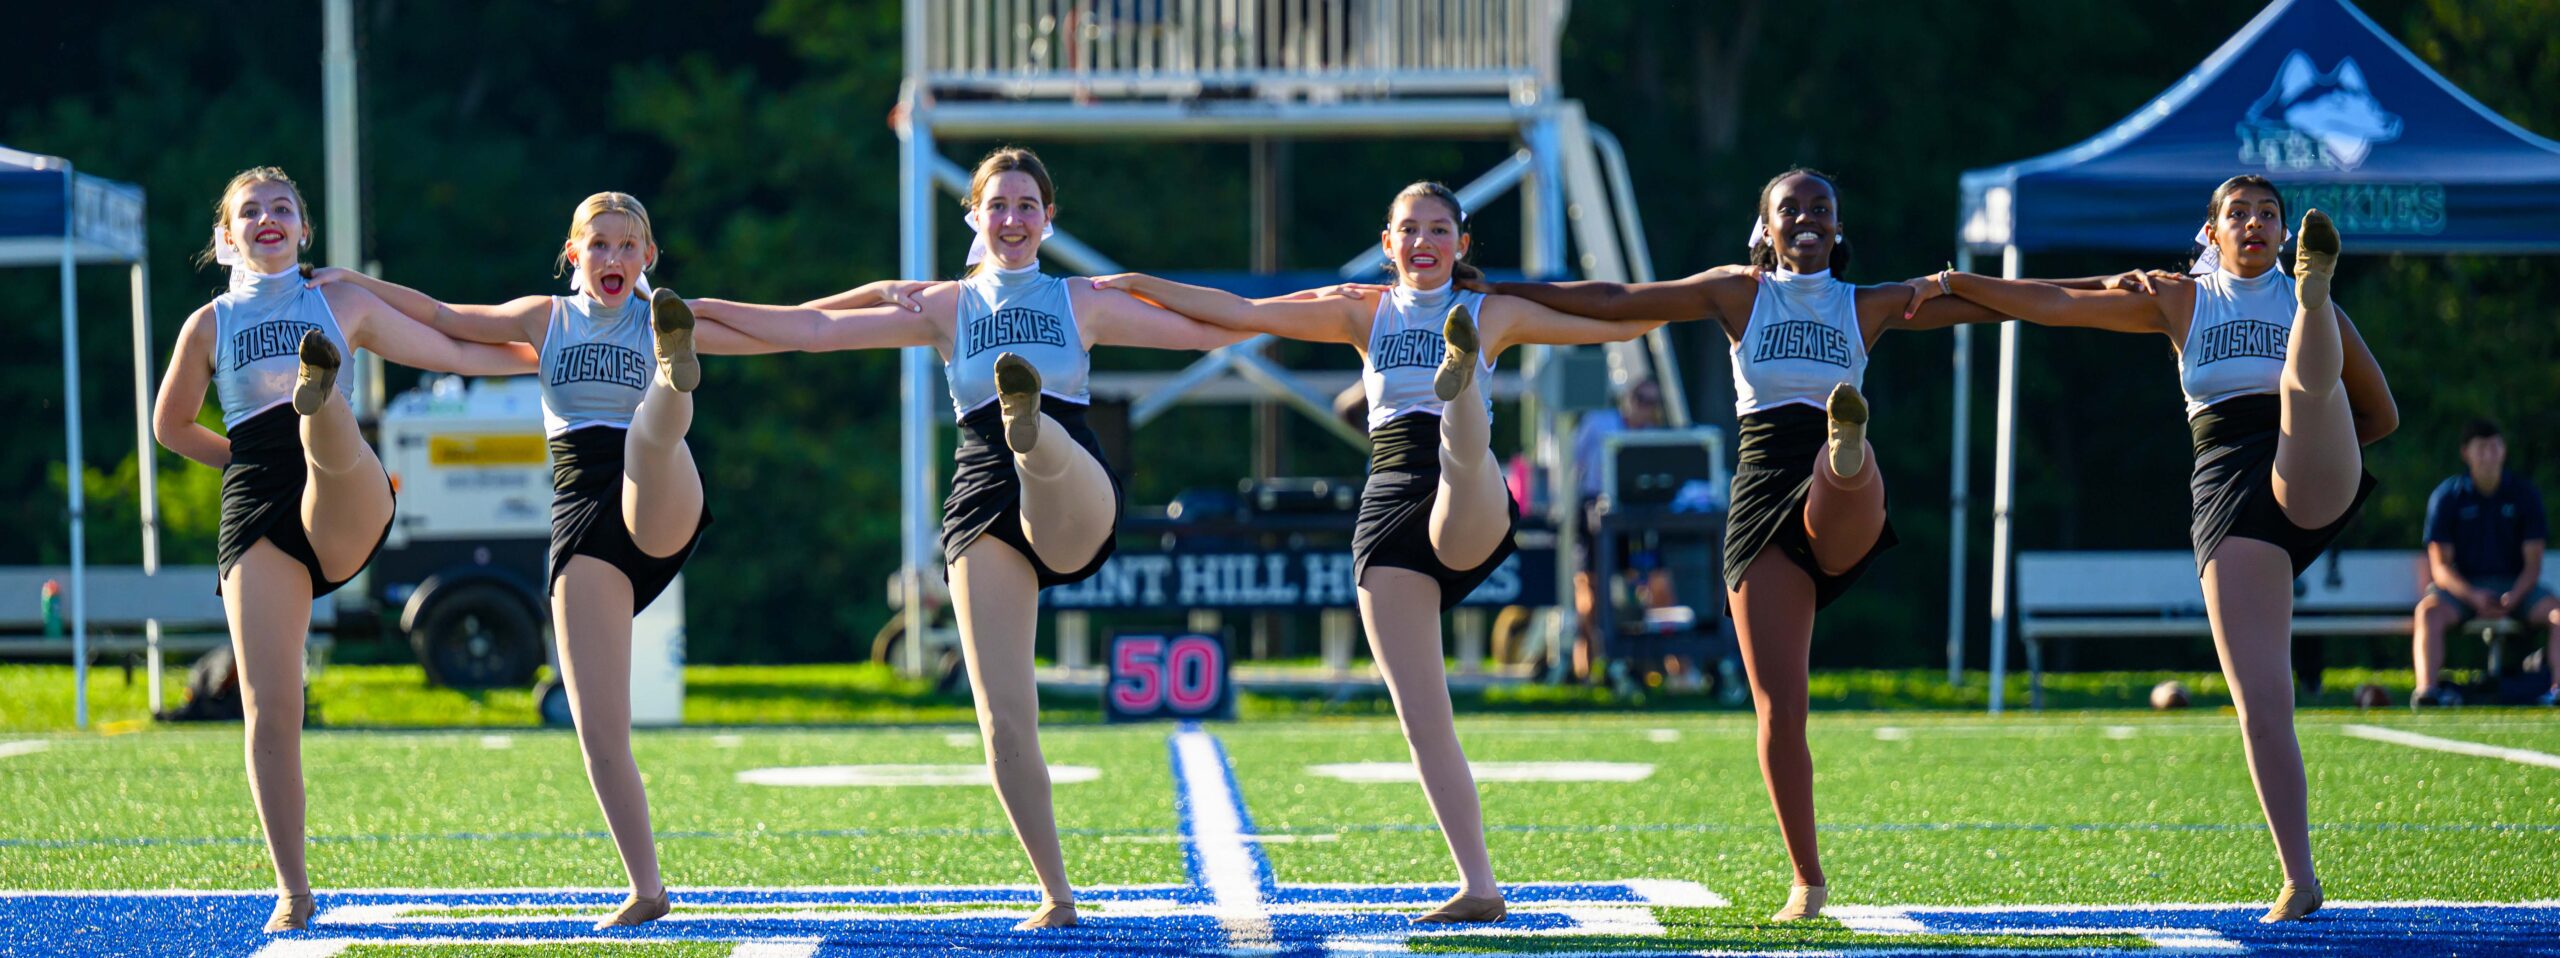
[2270,210,2362,530]
[622,378,704,560]
[996,354,1116,572]
[294,335,392,582]
[1804,385,1887,576]
[1428,305,1508,571]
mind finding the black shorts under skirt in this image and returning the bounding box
[548,425,708,611]
[1721,404,1897,613]
[1351,413,1522,612]
[214,404,391,598]
[939,400,1124,588]
[2187,393,2376,578]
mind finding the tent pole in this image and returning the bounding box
[1986,245,2022,714]
[1946,247,1975,686]
[61,168,90,729]
[131,261,163,712]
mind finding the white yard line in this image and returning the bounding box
[2341,724,2560,770]
[730,943,824,958]
[246,942,354,958]
[1872,727,1912,741]
[2103,726,2137,740]
[1171,726,1275,949]
[710,734,745,748]
[0,740,49,760]
[477,736,512,750]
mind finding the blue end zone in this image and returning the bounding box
[1878,901,2560,957]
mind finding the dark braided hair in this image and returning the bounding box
[1387,181,1483,284]
[1747,167,1855,277]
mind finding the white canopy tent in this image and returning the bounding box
[4,145,156,727]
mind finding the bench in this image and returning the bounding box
[0,566,335,712]
[2013,550,2530,708]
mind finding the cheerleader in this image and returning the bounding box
[1094,180,1686,923]
[1468,169,2003,920]
[1917,176,2397,921]
[152,167,535,931]
[686,147,1249,928]
[311,191,784,928]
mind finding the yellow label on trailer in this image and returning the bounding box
[428,434,547,466]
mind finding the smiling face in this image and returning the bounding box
[2205,181,2288,277]
[568,210,655,306]
[974,170,1052,271]
[222,180,308,273]
[1761,173,1840,273]
[1381,192,1469,288]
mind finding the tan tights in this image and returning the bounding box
[226,390,393,896]
[949,411,1116,905]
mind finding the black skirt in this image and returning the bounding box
[1350,413,1522,612]
[940,399,1124,588]
[2187,393,2377,577]
[214,404,392,597]
[548,425,708,611]
[1722,404,1897,611]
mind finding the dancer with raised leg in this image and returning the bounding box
[685,147,1248,929]
[310,192,783,928]
[153,167,535,932]
[1095,180,1689,923]
[1465,169,2005,921]
[1915,175,2396,921]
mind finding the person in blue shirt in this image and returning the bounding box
[2413,418,2559,707]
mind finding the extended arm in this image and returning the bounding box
[306,267,545,344]
[1481,294,1667,357]
[332,286,538,375]
[1089,273,1362,345]
[1076,284,1259,352]
[1483,267,1746,325]
[687,293,950,354]
[800,279,939,311]
[1942,271,2170,334]
[152,307,231,469]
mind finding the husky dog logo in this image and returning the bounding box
[2237,51,2403,171]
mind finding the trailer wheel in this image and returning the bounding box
[411,583,543,689]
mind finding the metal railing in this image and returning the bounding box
[912,0,1564,100]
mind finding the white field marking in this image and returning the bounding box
[1861,898,2560,914]
[1101,833,1338,845]
[2104,726,2137,740]
[944,732,978,748]
[0,883,1195,898]
[1622,878,1730,908]
[1872,727,1912,741]
[711,734,745,748]
[477,735,512,750]
[326,898,1192,922]
[1645,728,1682,743]
[1305,761,1652,783]
[0,740,49,759]
[2341,724,2560,770]
[247,942,352,958]
[1824,905,1927,934]
[261,939,819,956]
[1171,726,1274,949]
[734,764,1100,787]
[1333,906,1665,943]
[731,943,823,958]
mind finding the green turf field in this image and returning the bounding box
[2,709,2554,955]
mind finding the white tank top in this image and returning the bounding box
[1729,269,1866,417]
[211,266,352,428]
[538,293,658,437]
[945,265,1091,418]
[1362,282,1493,431]
[2178,268,2295,417]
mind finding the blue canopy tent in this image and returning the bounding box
[1943,0,2560,710]
[3,145,155,727]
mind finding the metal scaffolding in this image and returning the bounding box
[893,0,1678,671]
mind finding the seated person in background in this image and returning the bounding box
[2413,418,2560,707]
[1569,381,1678,682]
